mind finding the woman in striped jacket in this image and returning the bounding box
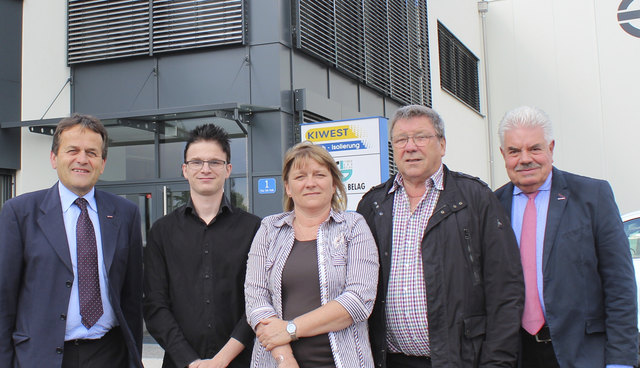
[245,141,379,368]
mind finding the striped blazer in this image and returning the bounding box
[245,209,379,368]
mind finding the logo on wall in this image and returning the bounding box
[304,125,369,153]
[337,160,353,182]
[618,0,640,38]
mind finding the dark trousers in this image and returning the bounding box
[521,327,560,368]
[386,353,432,368]
[62,326,128,368]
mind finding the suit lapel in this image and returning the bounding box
[38,184,73,272]
[497,182,515,221]
[96,190,119,272]
[543,168,569,271]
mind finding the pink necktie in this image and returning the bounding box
[521,191,545,335]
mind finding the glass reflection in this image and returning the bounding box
[230,177,248,211]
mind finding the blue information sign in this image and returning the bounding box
[257,178,277,194]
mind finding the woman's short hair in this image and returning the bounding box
[282,141,347,212]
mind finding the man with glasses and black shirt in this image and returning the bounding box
[357,105,524,367]
[143,124,261,368]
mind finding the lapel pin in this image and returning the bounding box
[107,215,114,219]
[557,193,566,201]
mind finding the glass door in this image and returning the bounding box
[97,181,190,246]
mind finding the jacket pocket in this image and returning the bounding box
[12,332,30,345]
[463,315,487,338]
[585,318,605,334]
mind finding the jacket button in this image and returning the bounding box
[56,347,63,354]
[440,210,445,214]
[60,314,66,320]
[65,280,72,288]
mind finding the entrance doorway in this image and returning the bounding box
[97,181,190,246]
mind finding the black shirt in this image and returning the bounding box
[143,196,261,368]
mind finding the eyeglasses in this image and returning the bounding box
[184,159,228,170]
[391,134,439,148]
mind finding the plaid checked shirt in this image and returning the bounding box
[385,165,444,356]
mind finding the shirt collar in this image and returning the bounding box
[185,194,233,219]
[512,171,553,196]
[389,164,445,194]
[275,208,345,228]
[58,181,97,213]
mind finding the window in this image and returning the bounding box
[0,170,15,210]
[101,116,248,182]
[438,21,480,112]
[67,0,245,64]
[294,0,431,107]
[624,214,640,258]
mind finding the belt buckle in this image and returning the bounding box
[534,326,551,343]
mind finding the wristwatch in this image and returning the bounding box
[286,320,298,341]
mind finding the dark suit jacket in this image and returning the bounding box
[495,167,638,367]
[0,183,144,368]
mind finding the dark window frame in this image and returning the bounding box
[0,169,15,209]
[437,21,480,113]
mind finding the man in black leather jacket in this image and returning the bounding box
[357,105,524,368]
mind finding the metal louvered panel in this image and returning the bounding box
[335,0,364,80]
[364,0,391,95]
[295,0,430,107]
[387,1,410,103]
[297,0,335,63]
[438,21,479,112]
[68,0,245,64]
[408,0,430,106]
[388,140,397,176]
[68,0,150,64]
[153,0,244,53]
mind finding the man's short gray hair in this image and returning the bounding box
[390,105,445,139]
[498,106,553,147]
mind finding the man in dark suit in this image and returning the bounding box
[495,106,638,367]
[0,114,143,367]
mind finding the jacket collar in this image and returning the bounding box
[38,183,73,272]
[543,167,569,270]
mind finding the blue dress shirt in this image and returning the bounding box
[58,183,117,340]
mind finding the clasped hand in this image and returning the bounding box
[256,317,291,351]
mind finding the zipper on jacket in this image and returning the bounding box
[464,228,481,285]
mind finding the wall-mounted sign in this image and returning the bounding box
[618,0,640,38]
[301,117,389,211]
[257,178,277,194]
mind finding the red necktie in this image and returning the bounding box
[75,198,103,329]
[521,191,545,335]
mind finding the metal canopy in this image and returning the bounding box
[1,103,279,140]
